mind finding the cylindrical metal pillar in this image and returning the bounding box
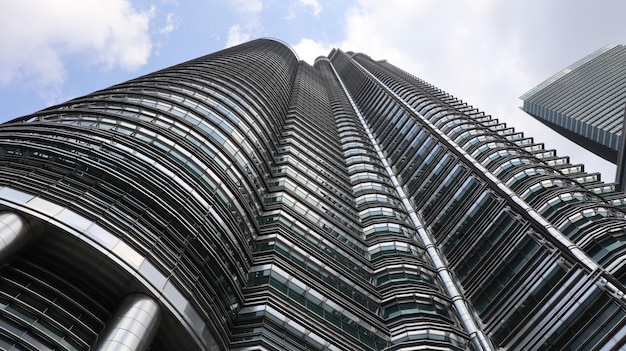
[93,294,161,351]
[0,212,33,263]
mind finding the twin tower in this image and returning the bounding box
[0,38,624,350]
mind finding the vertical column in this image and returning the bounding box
[93,294,161,351]
[0,212,33,263]
[615,102,626,190]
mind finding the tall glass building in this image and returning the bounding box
[0,38,625,350]
[520,45,626,165]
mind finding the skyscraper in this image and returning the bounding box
[520,45,626,164]
[0,38,625,350]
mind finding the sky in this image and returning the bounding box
[0,0,624,180]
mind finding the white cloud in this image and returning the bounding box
[231,0,263,14]
[160,13,179,35]
[298,0,322,17]
[286,0,322,20]
[292,38,333,64]
[226,24,252,47]
[226,0,263,48]
[0,0,155,88]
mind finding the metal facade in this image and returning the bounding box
[521,45,626,163]
[0,39,624,350]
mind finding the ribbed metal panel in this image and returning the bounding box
[0,38,624,351]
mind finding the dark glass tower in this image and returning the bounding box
[0,38,625,350]
[520,45,626,163]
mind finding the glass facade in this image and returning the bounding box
[0,38,623,350]
[520,45,626,167]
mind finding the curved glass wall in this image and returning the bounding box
[333,48,626,351]
[0,38,625,351]
[0,38,299,350]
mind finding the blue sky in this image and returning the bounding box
[0,0,625,178]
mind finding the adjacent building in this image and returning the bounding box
[0,38,625,350]
[520,45,626,184]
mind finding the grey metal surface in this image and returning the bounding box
[329,60,496,351]
[93,294,161,351]
[0,211,32,262]
[351,57,624,295]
